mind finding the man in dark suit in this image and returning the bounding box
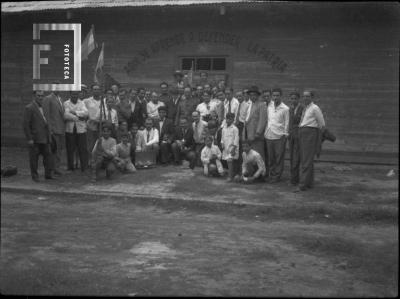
[43,88,65,175]
[128,87,147,129]
[171,117,196,166]
[288,90,304,185]
[154,106,175,164]
[159,82,172,105]
[243,86,268,162]
[163,87,181,125]
[23,90,54,182]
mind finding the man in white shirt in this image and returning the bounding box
[147,92,165,120]
[237,139,266,183]
[96,95,119,138]
[196,91,218,121]
[64,91,89,172]
[264,87,289,182]
[84,83,104,166]
[297,90,326,191]
[222,88,240,126]
[136,118,160,154]
[192,110,208,168]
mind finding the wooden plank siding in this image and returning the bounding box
[1,3,399,163]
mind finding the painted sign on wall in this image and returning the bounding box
[124,31,288,74]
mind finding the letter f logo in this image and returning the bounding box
[33,24,50,80]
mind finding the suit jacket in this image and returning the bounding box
[173,126,195,150]
[243,99,268,141]
[23,101,51,144]
[116,100,132,125]
[164,95,181,124]
[43,93,65,134]
[129,99,146,128]
[155,118,175,143]
[289,104,304,138]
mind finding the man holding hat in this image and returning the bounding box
[243,85,268,162]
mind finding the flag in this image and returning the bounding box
[94,42,104,84]
[81,25,96,61]
[104,73,120,91]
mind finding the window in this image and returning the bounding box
[181,56,227,71]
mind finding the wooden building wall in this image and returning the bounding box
[1,3,399,162]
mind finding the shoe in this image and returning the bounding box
[32,176,40,182]
[45,176,57,180]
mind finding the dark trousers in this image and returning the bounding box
[243,163,265,182]
[194,143,205,168]
[252,139,265,163]
[266,136,287,180]
[237,122,244,174]
[263,139,269,178]
[289,130,301,184]
[29,143,52,178]
[171,142,196,168]
[93,156,116,179]
[65,128,88,171]
[51,133,65,171]
[86,129,98,166]
[159,142,172,163]
[299,127,318,189]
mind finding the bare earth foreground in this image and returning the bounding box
[0,147,398,296]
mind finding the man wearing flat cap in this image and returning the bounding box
[243,86,268,163]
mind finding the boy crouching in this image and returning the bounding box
[114,131,136,173]
[91,123,117,182]
[201,135,224,177]
[235,139,266,183]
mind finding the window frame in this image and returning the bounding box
[179,55,229,72]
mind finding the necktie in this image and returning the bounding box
[147,130,150,142]
[299,106,307,126]
[108,109,112,122]
[39,106,47,123]
[102,101,106,120]
[228,100,232,114]
[245,101,252,122]
[57,96,64,113]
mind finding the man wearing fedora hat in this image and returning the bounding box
[243,85,268,163]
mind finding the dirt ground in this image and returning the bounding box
[0,147,398,296]
[1,190,398,297]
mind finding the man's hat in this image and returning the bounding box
[173,70,184,77]
[247,85,261,95]
[81,84,88,90]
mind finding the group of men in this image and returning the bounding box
[23,70,326,191]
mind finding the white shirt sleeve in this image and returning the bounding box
[146,129,159,146]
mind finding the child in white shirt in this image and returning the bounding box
[201,135,224,177]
